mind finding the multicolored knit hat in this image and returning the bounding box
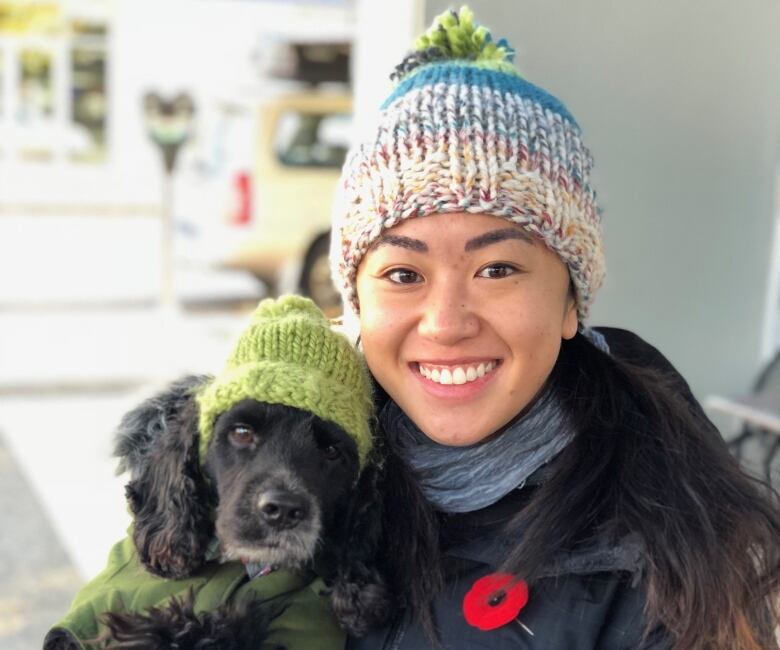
[197,295,374,467]
[331,6,604,321]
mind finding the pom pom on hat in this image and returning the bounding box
[391,6,517,82]
[197,295,374,467]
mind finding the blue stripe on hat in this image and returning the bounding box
[382,62,579,129]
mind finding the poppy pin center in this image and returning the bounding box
[487,590,506,607]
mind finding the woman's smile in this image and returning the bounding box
[409,359,502,402]
[415,359,500,385]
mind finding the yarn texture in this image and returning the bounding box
[197,296,374,466]
[331,6,605,321]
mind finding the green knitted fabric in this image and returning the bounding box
[414,7,517,72]
[391,6,519,84]
[197,296,374,466]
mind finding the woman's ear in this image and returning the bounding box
[122,381,214,579]
[562,294,578,340]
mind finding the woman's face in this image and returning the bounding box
[356,212,577,446]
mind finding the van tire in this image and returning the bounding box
[299,232,341,316]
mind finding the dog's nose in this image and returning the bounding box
[257,490,308,529]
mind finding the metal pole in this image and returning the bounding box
[160,169,176,312]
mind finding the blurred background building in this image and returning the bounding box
[0,0,778,646]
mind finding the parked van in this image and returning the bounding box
[178,90,351,315]
[226,91,351,313]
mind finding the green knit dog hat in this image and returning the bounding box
[197,295,374,466]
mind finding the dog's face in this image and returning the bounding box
[204,400,361,568]
[119,377,397,636]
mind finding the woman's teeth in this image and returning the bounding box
[418,361,496,385]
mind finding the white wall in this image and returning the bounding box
[352,0,424,142]
[422,0,780,407]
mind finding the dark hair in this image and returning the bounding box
[497,332,780,649]
[385,332,780,648]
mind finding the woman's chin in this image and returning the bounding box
[407,419,494,447]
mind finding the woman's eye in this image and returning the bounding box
[385,268,421,284]
[321,444,341,461]
[477,263,518,279]
[228,425,256,447]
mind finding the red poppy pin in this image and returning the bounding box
[463,573,532,634]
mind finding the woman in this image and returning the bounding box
[330,7,780,649]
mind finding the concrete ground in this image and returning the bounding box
[0,430,81,650]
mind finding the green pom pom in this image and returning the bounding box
[252,295,326,323]
[390,5,520,84]
[414,6,516,68]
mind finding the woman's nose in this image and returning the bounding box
[417,285,479,344]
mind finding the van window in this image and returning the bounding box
[275,110,350,168]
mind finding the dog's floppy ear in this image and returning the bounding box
[118,375,215,579]
[327,450,394,637]
[372,445,443,642]
[114,374,212,478]
[333,440,443,641]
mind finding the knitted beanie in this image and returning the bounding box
[197,295,374,467]
[331,6,604,321]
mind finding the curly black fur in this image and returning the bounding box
[114,375,211,479]
[99,591,282,650]
[124,395,215,579]
[322,455,391,637]
[369,439,443,642]
[42,629,80,650]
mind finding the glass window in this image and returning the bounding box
[18,48,53,118]
[275,110,350,168]
[69,45,107,162]
[18,48,54,161]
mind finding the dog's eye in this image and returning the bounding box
[321,444,340,461]
[228,425,256,447]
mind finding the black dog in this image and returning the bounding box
[100,375,392,648]
[44,375,441,650]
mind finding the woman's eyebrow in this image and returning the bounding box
[371,234,428,252]
[464,228,533,251]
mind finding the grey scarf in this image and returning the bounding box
[379,389,573,514]
[378,328,610,514]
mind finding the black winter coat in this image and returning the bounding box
[350,490,672,650]
[349,328,702,650]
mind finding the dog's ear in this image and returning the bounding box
[373,446,443,642]
[122,377,215,579]
[114,374,212,479]
[334,442,443,641]
[326,453,394,637]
